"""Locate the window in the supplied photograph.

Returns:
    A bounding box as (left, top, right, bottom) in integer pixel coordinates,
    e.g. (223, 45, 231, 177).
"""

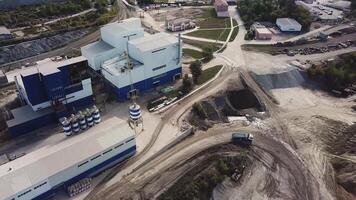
(152, 81, 160, 87)
(152, 48, 166, 53)
(103, 149, 113, 155)
(91, 154, 101, 161)
(78, 161, 89, 167)
(34, 182, 47, 190)
(126, 138, 135, 143)
(18, 190, 31, 198)
(152, 65, 166, 71)
(115, 143, 124, 149)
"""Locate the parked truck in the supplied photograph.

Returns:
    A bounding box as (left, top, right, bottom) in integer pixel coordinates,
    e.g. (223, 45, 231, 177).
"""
(232, 132, 254, 145)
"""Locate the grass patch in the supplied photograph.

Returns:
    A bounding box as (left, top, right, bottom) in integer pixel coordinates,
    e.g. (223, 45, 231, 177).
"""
(196, 8, 230, 29)
(228, 26, 239, 42)
(186, 29, 231, 41)
(182, 38, 222, 51)
(197, 65, 223, 85)
(232, 19, 238, 27)
(183, 48, 204, 59)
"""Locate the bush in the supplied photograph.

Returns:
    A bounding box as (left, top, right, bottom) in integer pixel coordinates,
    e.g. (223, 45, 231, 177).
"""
(180, 74, 193, 94)
(189, 60, 202, 84)
(244, 31, 254, 40)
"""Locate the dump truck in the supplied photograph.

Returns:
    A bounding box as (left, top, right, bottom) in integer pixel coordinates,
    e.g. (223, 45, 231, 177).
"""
(232, 132, 254, 145)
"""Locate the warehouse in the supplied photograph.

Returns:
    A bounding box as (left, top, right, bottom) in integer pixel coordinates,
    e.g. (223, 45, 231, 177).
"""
(6, 56, 94, 136)
(251, 22, 272, 40)
(81, 18, 182, 101)
(276, 18, 302, 32)
(0, 118, 136, 200)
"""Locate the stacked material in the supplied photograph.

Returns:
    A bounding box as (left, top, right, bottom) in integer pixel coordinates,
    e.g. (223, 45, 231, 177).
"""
(67, 178, 92, 197)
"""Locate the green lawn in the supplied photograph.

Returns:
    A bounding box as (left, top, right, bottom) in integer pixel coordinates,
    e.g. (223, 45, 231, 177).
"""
(186, 29, 231, 41)
(196, 8, 230, 29)
(229, 27, 239, 42)
(182, 38, 222, 51)
(183, 48, 204, 59)
(232, 19, 238, 27)
(197, 65, 223, 85)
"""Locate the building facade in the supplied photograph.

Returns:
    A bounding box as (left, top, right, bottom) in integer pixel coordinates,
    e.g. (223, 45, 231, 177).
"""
(167, 18, 195, 32)
(81, 18, 182, 101)
(214, 0, 229, 17)
(6, 57, 94, 136)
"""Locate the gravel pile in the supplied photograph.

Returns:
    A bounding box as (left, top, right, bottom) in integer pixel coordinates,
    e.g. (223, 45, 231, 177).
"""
(0, 29, 89, 65)
(252, 68, 306, 91)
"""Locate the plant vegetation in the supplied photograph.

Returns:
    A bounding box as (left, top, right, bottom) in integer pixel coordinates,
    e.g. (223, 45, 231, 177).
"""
(197, 65, 223, 85)
(307, 52, 356, 90)
(237, 0, 312, 31)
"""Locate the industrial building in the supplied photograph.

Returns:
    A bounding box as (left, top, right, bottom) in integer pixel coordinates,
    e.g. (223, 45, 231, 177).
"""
(0, 117, 136, 200)
(166, 18, 195, 32)
(6, 56, 94, 136)
(81, 18, 182, 101)
(251, 22, 272, 40)
(276, 18, 302, 32)
(214, 0, 229, 17)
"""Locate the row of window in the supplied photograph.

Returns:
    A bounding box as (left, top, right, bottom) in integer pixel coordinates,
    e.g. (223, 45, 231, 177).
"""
(77, 137, 135, 168)
(16, 181, 47, 199)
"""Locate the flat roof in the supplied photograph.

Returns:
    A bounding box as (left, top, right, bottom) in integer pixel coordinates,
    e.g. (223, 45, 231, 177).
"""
(256, 27, 272, 34)
(6, 105, 54, 127)
(129, 32, 178, 52)
(0, 117, 135, 199)
(101, 18, 142, 34)
(6, 56, 87, 79)
(102, 55, 143, 76)
(276, 18, 301, 27)
(81, 40, 115, 56)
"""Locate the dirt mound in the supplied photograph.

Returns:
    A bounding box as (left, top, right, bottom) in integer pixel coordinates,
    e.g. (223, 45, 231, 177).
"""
(226, 89, 263, 112)
(252, 69, 306, 91)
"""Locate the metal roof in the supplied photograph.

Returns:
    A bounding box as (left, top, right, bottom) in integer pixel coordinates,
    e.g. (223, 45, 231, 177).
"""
(0, 117, 135, 199)
(276, 18, 301, 28)
(128, 32, 178, 52)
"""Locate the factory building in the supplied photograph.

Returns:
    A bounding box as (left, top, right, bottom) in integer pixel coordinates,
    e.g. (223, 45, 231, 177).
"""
(6, 57, 94, 136)
(0, 118, 136, 200)
(276, 18, 302, 32)
(81, 18, 182, 101)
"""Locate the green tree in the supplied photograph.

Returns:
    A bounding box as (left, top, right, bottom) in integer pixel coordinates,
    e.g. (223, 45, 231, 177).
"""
(181, 74, 193, 94)
(189, 60, 202, 84)
(202, 47, 214, 63)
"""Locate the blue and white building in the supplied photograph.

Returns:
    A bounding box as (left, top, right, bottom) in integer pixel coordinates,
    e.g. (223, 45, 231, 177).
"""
(6, 57, 94, 136)
(81, 18, 182, 101)
(0, 118, 136, 200)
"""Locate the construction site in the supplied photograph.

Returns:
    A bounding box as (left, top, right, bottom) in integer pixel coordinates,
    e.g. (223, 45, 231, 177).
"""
(0, 1, 355, 200)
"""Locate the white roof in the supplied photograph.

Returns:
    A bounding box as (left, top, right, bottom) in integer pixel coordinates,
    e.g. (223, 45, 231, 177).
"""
(0, 26, 10, 35)
(81, 40, 115, 56)
(11, 56, 87, 78)
(276, 18, 301, 28)
(129, 32, 178, 52)
(0, 117, 135, 199)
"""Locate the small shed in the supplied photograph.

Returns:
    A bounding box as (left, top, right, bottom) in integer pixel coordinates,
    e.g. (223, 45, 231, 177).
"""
(255, 28, 272, 40)
(276, 18, 302, 32)
(214, 0, 229, 18)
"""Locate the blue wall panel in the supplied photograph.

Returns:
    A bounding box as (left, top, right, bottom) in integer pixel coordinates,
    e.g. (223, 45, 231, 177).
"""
(113, 67, 182, 101)
(43, 72, 65, 101)
(22, 74, 48, 106)
(64, 95, 94, 114)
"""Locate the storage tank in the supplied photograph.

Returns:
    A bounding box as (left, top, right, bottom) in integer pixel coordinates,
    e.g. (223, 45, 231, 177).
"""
(85, 108, 94, 127)
(92, 105, 101, 124)
(129, 103, 141, 121)
(78, 111, 87, 130)
(71, 114, 80, 133)
(62, 117, 72, 136)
